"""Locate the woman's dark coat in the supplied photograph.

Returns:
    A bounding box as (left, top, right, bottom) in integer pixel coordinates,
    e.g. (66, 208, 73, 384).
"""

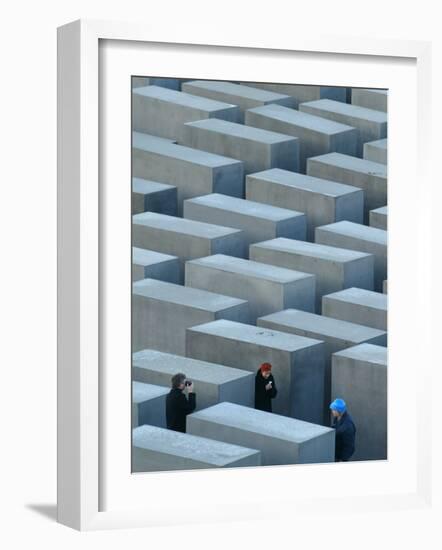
(254, 369, 277, 412)
(166, 388, 196, 433)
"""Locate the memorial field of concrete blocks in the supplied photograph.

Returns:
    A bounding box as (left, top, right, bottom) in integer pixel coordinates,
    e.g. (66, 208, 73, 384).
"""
(131, 78, 388, 472)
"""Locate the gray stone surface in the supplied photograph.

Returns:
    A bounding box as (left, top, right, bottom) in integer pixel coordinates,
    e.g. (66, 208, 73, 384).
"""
(250, 238, 374, 312)
(351, 88, 388, 112)
(132, 132, 244, 215)
(132, 177, 177, 215)
(239, 83, 346, 107)
(132, 424, 261, 472)
(299, 99, 387, 156)
(132, 279, 249, 354)
(181, 118, 300, 173)
(322, 287, 387, 331)
(369, 206, 388, 230)
(186, 319, 325, 423)
(245, 104, 357, 172)
(187, 402, 335, 465)
(132, 247, 180, 283)
(246, 169, 363, 241)
(132, 77, 181, 90)
(132, 212, 246, 281)
(182, 80, 295, 121)
(183, 193, 307, 248)
(315, 221, 387, 292)
(132, 85, 241, 141)
(132, 349, 254, 410)
(331, 343, 387, 460)
(363, 138, 388, 165)
(132, 381, 169, 428)
(185, 254, 316, 322)
(383, 280, 387, 294)
(307, 152, 387, 222)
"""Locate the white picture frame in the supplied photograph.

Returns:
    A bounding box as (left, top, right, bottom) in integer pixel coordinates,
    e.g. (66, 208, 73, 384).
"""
(57, 19, 434, 531)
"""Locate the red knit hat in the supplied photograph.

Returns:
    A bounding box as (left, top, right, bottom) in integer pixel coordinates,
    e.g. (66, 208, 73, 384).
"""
(260, 362, 272, 373)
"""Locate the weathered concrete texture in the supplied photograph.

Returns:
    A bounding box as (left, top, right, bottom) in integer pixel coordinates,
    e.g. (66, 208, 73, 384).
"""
(132, 349, 254, 410)
(132, 177, 177, 215)
(315, 221, 387, 292)
(383, 280, 388, 294)
(132, 77, 181, 90)
(369, 206, 388, 230)
(181, 118, 300, 173)
(351, 88, 388, 113)
(185, 254, 316, 322)
(132, 424, 261, 472)
(187, 402, 335, 466)
(299, 99, 387, 156)
(239, 82, 347, 107)
(186, 319, 325, 423)
(245, 104, 357, 172)
(183, 193, 306, 249)
(250, 238, 374, 313)
(132, 279, 249, 354)
(331, 343, 387, 460)
(246, 169, 363, 241)
(132, 85, 241, 141)
(363, 138, 388, 165)
(132, 381, 169, 428)
(307, 152, 387, 222)
(132, 212, 246, 281)
(182, 80, 295, 122)
(132, 132, 244, 215)
(322, 287, 387, 331)
(132, 247, 180, 283)
(257, 309, 387, 423)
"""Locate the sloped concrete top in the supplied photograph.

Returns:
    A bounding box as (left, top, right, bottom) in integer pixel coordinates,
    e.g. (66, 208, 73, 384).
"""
(132, 177, 175, 194)
(301, 98, 388, 123)
(370, 206, 388, 216)
(333, 343, 387, 366)
(132, 247, 178, 267)
(308, 152, 387, 177)
(324, 287, 387, 310)
(132, 381, 169, 403)
(365, 138, 388, 150)
(317, 221, 387, 246)
(184, 80, 291, 102)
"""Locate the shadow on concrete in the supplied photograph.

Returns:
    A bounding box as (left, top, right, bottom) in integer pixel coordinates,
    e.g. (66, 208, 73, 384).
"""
(26, 503, 57, 522)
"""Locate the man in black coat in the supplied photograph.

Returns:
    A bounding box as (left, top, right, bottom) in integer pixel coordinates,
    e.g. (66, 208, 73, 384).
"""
(254, 362, 277, 412)
(330, 398, 356, 461)
(166, 372, 196, 433)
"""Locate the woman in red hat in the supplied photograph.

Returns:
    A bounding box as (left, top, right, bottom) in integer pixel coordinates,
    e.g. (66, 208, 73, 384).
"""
(254, 362, 277, 412)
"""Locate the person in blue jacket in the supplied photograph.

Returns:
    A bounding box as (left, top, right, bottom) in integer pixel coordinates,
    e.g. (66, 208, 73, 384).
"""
(330, 398, 356, 462)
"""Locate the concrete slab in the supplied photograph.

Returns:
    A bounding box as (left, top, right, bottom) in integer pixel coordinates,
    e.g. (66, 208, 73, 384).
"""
(307, 152, 387, 222)
(132, 279, 249, 354)
(185, 254, 316, 322)
(132, 77, 181, 90)
(132, 177, 177, 215)
(246, 169, 364, 241)
(132, 349, 254, 410)
(239, 82, 347, 107)
(181, 118, 299, 173)
(132, 132, 244, 215)
(351, 88, 388, 112)
(132, 381, 169, 428)
(132, 85, 241, 141)
(132, 247, 180, 283)
(245, 104, 357, 172)
(250, 238, 374, 312)
(188, 402, 335, 465)
(315, 221, 387, 292)
(132, 424, 261, 472)
(363, 138, 388, 165)
(369, 206, 388, 230)
(186, 319, 325, 423)
(331, 343, 387, 460)
(183, 193, 306, 247)
(383, 280, 387, 294)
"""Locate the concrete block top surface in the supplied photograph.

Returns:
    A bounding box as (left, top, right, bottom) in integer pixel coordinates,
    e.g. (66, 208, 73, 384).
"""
(187, 254, 314, 284)
(133, 212, 242, 239)
(133, 424, 259, 466)
(246, 104, 355, 135)
(259, 309, 386, 343)
(308, 152, 387, 177)
(251, 238, 372, 263)
(132, 381, 169, 404)
(370, 206, 388, 216)
(324, 287, 387, 309)
(133, 278, 247, 312)
(300, 99, 388, 123)
(333, 342, 387, 366)
(132, 349, 252, 384)
(188, 319, 323, 352)
(133, 85, 237, 112)
(248, 168, 361, 198)
(184, 80, 292, 103)
(365, 138, 388, 150)
(189, 402, 333, 442)
(132, 177, 176, 194)
(185, 193, 304, 221)
(132, 131, 177, 146)
(317, 221, 387, 246)
(184, 117, 297, 144)
(132, 247, 178, 267)
(133, 131, 242, 168)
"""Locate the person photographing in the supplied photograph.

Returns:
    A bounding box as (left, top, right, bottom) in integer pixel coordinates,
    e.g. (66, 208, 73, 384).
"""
(254, 362, 277, 412)
(329, 398, 356, 462)
(166, 372, 196, 433)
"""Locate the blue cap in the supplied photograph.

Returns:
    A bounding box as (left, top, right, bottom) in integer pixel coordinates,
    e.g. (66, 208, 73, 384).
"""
(330, 398, 346, 413)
